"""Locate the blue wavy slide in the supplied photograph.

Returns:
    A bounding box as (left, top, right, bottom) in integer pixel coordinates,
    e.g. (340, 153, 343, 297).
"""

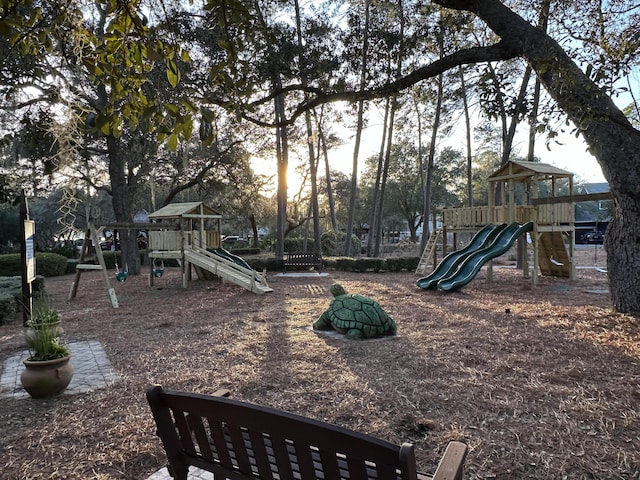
(437, 221, 534, 292)
(417, 223, 506, 289)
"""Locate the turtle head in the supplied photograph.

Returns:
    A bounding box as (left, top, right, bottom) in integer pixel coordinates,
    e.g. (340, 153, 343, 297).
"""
(330, 283, 347, 297)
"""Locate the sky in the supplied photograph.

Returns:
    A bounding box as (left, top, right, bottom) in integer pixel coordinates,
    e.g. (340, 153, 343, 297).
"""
(253, 75, 640, 197)
(328, 113, 607, 183)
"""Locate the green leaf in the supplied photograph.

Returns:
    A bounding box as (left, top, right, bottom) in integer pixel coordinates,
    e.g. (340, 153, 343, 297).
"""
(182, 100, 198, 113)
(182, 117, 194, 139)
(166, 59, 180, 88)
(167, 133, 178, 151)
(164, 103, 180, 116)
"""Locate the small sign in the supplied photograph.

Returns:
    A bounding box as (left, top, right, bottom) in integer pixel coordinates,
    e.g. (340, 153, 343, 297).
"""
(24, 220, 36, 282)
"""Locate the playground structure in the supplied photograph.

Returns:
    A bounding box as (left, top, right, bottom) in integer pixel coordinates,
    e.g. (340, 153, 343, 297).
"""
(69, 202, 272, 307)
(147, 202, 272, 294)
(417, 161, 578, 290)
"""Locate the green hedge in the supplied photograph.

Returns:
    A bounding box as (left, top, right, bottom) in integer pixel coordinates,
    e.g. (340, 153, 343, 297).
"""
(323, 256, 420, 273)
(226, 247, 261, 256)
(0, 253, 69, 277)
(244, 256, 284, 272)
(0, 275, 46, 325)
(242, 255, 420, 274)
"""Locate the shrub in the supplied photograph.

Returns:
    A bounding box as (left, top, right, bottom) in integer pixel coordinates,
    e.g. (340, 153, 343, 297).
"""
(35, 253, 68, 277)
(320, 231, 361, 257)
(228, 247, 261, 256)
(385, 256, 420, 272)
(50, 243, 75, 258)
(0, 254, 21, 276)
(329, 257, 355, 271)
(403, 256, 420, 271)
(354, 257, 386, 272)
(0, 275, 45, 325)
(244, 256, 283, 272)
(0, 291, 17, 326)
(283, 237, 316, 253)
(97, 250, 174, 270)
(385, 257, 405, 272)
(0, 253, 68, 277)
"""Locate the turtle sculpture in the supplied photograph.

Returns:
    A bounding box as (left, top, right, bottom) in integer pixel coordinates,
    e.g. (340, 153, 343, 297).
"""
(313, 284, 397, 339)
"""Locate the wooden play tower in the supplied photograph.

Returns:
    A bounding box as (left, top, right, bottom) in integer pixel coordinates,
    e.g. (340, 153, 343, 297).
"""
(418, 160, 576, 285)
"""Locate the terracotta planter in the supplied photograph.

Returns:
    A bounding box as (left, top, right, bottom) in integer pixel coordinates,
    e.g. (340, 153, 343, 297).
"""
(21, 355, 74, 398)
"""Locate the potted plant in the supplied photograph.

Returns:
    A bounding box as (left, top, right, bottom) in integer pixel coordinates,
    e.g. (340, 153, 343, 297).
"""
(27, 301, 60, 331)
(21, 303, 74, 398)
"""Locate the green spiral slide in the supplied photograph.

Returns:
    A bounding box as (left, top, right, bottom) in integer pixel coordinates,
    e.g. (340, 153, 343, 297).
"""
(417, 223, 506, 289)
(437, 221, 534, 292)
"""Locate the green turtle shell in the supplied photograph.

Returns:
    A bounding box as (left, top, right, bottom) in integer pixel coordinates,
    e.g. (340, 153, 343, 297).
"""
(327, 293, 397, 338)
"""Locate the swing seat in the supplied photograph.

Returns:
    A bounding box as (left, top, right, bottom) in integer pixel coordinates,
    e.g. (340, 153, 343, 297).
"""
(116, 271, 129, 282)
(153, 268, 165, 278)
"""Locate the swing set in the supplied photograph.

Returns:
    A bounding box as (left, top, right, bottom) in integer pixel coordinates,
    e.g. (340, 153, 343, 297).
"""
(68, 221, 179, 308)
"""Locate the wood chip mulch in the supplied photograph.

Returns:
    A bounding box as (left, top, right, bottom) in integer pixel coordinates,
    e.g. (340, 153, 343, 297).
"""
(1, 248, 639, 479)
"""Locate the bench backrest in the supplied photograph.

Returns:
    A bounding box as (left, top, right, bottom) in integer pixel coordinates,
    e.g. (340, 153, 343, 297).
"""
(147, 385, 419, 480)
(285, 252, 322, 262)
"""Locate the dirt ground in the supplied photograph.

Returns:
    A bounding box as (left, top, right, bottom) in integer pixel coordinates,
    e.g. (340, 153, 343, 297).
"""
(1, 245, 639, 479)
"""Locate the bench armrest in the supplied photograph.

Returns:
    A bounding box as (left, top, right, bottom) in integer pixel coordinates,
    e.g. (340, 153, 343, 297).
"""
(431, 441, 468, 480)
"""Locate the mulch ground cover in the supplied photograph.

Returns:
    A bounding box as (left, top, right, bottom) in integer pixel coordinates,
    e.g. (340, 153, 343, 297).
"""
(1, 249, 639, 479)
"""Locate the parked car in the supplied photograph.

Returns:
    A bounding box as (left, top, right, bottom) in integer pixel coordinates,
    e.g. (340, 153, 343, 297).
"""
(582, 231, 604, 244)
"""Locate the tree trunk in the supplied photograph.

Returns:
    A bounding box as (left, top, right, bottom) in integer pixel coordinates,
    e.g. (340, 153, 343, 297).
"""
(294, 0, 322, 257)
(366, 95, 390, 257)
(438, 0, 640, 314)
(249, 213, 258, 248)
(459, 65, 473, 207)
(373, 96, 398, 257)
(421, 29, 445, 252)
(527, 0, 550, 164)
(106, 135, 140, 275)
(318, 125, 338, 232)
(274, 93, 288, 258)
(345, 0, 371, 257)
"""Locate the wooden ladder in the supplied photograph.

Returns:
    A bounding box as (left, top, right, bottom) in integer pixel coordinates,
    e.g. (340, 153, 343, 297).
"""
(415, 229, 442, 275)
(68, 223, 119, 308)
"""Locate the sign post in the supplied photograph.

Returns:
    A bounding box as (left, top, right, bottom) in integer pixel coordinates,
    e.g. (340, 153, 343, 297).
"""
(19, 192, 35, 327)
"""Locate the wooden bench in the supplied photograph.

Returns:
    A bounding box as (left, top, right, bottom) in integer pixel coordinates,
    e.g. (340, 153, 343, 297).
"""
(283, 252, 323, 273)
(146, 385, 468, 480)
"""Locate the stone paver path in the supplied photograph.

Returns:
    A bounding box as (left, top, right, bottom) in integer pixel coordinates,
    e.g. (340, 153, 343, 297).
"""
(0, 340, 119, 399)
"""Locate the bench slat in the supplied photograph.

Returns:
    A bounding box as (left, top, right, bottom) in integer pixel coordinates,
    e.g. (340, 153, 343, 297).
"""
(283, 252, 323, 273)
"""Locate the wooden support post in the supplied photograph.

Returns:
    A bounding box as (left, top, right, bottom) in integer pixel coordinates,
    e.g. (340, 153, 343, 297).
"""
(69, 223, 118, 308)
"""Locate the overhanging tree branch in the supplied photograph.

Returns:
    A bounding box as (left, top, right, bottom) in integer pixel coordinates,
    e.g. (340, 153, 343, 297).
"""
(237, 41, 521, 127)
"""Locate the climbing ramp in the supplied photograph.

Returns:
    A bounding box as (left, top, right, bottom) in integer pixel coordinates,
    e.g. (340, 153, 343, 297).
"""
(538, 232, 571, 277)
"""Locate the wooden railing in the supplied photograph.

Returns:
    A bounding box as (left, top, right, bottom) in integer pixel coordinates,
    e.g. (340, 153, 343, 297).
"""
(443, 204, 573, 229)
(149, 230, 221, 251)
(442, 207, 492, 227)
(536, 203, 573, 224)
(193, 230, 221, 248)
(149, 231, 183, 251)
